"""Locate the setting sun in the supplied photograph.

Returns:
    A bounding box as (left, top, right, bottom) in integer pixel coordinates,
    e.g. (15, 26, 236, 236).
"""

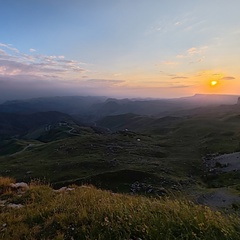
(211, 80, 218, 86)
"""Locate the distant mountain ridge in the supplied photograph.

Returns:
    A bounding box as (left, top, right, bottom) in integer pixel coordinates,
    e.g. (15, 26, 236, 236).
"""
(176, 94, 239, 105)
(0, 94, 239, 120)
(0, 96, 106, 114)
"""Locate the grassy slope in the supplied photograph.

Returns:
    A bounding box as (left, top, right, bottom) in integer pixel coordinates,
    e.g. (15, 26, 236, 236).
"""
(0, 109, 240, 208)
(0, 178, 239, 240)
(1, 111, 240, 193)
(0, 132, 178, 192)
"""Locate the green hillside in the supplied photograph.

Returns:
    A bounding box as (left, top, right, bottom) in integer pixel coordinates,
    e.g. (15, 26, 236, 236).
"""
(1, 110, 240, 198)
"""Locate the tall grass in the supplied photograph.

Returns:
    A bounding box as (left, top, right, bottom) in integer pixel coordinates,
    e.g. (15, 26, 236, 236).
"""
(0, 178, 239, 239)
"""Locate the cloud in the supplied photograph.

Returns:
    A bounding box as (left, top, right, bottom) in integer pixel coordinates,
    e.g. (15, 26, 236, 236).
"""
(187, 48, 198, 54)
(0, 43, 142, 100)
(169, 85, 191, 88)
(161, 61, 179, 66)
(176, 46, 208, 59)
(188, 46, 207, 55)
(85, 79, 125, 87)
(0, 49, 7, 55)
(0, 43, 20, 53)
(221, 76, 235, 80)
(0, 75, 128, 100)
(189, 57, 205, 64)
(171, 76, 188, 79)
(0, 42, 87, 80)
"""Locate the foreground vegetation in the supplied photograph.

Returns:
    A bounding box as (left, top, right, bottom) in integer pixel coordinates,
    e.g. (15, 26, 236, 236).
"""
(0, 177, 239, 240)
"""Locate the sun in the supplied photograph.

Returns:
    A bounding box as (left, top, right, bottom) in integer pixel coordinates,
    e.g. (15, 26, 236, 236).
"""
(210, 80, 218, 86)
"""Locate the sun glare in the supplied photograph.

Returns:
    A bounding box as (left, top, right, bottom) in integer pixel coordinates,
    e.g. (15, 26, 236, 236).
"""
(210, 80, 218, 86)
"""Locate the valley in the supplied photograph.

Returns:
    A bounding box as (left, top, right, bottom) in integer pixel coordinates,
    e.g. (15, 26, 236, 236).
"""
(0, 95, 240, 212)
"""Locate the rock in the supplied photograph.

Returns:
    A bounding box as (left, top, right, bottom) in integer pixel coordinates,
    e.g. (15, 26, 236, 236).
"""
(53, 187, 75, 193)
(9, 182, 29, 189)
(0, 200, 6, 207)
(7, 203, 24, 209)
(53, 187, 67, 192)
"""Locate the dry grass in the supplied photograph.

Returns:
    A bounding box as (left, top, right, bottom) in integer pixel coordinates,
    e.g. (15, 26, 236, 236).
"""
(0, 177, 15, 195)
(0, 177, 239, 239)
(0, 177, 15, 187)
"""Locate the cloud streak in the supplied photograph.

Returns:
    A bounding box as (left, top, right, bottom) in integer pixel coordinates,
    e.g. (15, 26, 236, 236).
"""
(168, 85, 191, 88)
(221, 76, 235, 80)
(171, 76, 188, 79)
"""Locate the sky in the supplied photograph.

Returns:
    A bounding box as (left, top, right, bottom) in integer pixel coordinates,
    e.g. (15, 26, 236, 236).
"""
(1, 0, 240, 100)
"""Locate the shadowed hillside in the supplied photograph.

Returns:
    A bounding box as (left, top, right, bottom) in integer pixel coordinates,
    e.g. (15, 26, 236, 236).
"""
(0, 111, 74, 138)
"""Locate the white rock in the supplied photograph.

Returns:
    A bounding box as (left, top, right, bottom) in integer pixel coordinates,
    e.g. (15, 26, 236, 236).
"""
(0, 200, 6, 207)
(10, 182, 29, 189)
(54, 187, 75, 193)
(53, 187, 67, 193)
(7, 203, 24, 209)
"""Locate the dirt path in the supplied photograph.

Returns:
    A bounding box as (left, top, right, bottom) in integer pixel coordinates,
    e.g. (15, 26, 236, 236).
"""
(10, 143, 42, 156)
(66, 127, 81, 136)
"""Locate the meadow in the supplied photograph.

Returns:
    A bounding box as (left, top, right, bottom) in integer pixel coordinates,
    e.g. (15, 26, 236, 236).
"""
(0, 177, 240, 240)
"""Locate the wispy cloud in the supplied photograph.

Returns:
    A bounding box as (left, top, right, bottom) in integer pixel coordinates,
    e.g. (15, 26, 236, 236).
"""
(176, 46, 208, 60)
(171, 76, 188, 79)
(221, 76, 235, 80)
(175, 46, 208, 65)
(0, 43, 19, 53)
(146, 13, 194, 35)
(168, 85, 192, 88)
(187, 46, 207, 55)
(0, 42, 87, 80)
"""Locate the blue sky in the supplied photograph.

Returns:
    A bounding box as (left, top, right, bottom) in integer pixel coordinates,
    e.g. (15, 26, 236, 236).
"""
(1, 0, 240, 100)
